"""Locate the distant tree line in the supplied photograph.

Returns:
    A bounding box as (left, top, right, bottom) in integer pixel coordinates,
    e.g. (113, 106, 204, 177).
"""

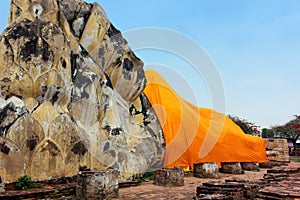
(229, 114, 300, 154)
(262, 115, 300, 155)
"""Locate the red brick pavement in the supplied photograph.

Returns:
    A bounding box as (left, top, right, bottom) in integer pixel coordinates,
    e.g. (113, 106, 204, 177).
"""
(259, 162, 300, 199)
(1, 162, 299, 199)
(116, 169, 269, 200)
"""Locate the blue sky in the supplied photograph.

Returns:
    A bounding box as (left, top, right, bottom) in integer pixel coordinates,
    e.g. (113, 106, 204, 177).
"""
(1, 1, 300, 128)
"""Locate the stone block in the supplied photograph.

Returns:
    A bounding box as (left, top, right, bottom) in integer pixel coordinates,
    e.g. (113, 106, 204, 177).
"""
(154, 167, 184, 187)
(241, 162, 259, 171)
(193, 162, 220, 178)
(220, 162, 243, 174)
(76, 168, 119, 200)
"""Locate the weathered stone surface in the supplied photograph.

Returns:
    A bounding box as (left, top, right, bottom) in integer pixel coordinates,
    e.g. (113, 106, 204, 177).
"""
(154, 167, 184, 187)
(264, 139, 289, 162)
(0, 0, 165, 183)
(193, 162, 220, 179)
(76, 168, 118, 200)
(241, 162, 259, 171)
(0, 137, 24, 182)
(0, 177, 5, 193)
(220, 162, 243, 174)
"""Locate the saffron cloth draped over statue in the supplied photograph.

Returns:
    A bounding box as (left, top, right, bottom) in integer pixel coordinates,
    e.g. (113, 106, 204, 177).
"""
(144, 70, 268, 168)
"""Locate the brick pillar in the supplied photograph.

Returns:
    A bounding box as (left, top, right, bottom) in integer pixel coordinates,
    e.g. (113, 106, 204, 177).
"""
(241, 162, 259, 171)
(220, 162, 243, 174)
(154, 167, 184, 186)
(76, 168, 119, 200)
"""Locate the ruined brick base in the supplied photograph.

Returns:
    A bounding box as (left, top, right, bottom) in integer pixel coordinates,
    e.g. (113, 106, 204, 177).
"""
(76, 168, 119, 200)
(195, 162, 300, 200)
(259, 161, 289, 169)
(220, 162, 243, 174)
(241, 162, 259, 171)
(154, 167, 184, 187)
(258, 165, 300, 199)
(196, 181, 245, 199)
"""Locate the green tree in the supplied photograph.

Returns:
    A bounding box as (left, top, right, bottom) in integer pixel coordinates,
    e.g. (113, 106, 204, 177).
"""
(271, 115, 300, 154)
(261, 128, 274, 138)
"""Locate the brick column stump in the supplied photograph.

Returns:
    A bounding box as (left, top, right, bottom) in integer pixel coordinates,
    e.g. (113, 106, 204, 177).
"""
(76, 168, 119, 200)
(220, 162, 243, 174)
(241, 162, 259, 171)
(154, 167, 184, 186)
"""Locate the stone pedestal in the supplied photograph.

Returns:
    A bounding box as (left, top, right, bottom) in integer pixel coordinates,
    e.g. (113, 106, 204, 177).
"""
(241, 162, 259, 171)
(76, 168, 119, 200)
(220, 162, 243, 174)
(193, 162, 220, 178)
(154, 167, 184, 187)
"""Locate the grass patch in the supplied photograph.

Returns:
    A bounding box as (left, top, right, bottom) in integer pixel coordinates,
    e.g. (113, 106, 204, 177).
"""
(142, 171, 155, 181)
(50, 193, 60, 199)
(16, 175, 43, 190)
